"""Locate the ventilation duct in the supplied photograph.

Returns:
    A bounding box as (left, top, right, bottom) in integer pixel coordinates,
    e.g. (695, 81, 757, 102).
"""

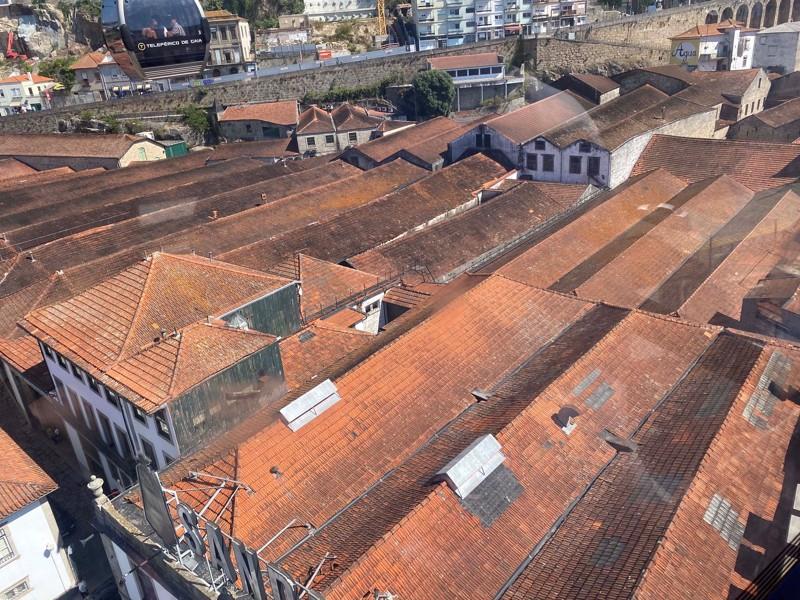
(436, 434, 505, 499)
(279, 379, 340, 432)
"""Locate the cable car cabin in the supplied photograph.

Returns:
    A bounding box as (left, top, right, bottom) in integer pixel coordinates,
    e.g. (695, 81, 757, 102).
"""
(101, 0, 210, 80)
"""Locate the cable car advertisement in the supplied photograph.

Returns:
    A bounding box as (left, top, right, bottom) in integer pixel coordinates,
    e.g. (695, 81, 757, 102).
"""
(102, 0, 209, 79)
(127, 0, 206, 68)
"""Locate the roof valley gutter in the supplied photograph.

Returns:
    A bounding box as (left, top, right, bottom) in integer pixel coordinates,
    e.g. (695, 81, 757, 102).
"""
(492, 328, 725, 599)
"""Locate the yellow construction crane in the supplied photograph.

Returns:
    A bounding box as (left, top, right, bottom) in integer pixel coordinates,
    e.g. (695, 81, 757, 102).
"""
(377, 0, 388, 36)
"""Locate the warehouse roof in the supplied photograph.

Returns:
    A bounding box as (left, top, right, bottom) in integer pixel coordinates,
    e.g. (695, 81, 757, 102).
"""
(567, 72, 620, 94)
(671, 18, 758, 39)
(482, 90, 593, 145)
(219, 100, 299, 126)
(0, 158, 37, 181)
(344, 116, 463, 163)
(746, 96, 800, 127)
(220, 154, 506, 271)
(0, 428, 57, 521)
(631, 135, 800, 191)
(348, 180, 588, 281)
(0, 133, 161, 159)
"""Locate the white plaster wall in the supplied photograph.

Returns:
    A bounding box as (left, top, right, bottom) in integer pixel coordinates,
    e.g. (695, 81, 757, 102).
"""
(609, 132, 655, 188)
(111, 541, 143, 600)
(336, 128, 373, 149)
(0, 500, 76, 600)
(559, 142, 610, 185)
(519, 136, 562, 182)
(754, 31, 800, 74)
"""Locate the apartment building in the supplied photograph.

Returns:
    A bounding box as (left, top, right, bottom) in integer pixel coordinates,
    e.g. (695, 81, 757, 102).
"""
(427, 52, 523, 109)
(69, 52, 144, 101)
(303, 0, 376, 22)
(0, 73, 55, 116)
(20, 253, 301, 494)
(413, 0, 586, 49)
(205, 9, 255, 76)
(670, 19, 758, 72)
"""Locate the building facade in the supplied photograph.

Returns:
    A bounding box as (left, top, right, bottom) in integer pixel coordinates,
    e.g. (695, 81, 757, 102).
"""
(218, 100, 300, 141)
(427, 52, 524, 110)
(296, 104, 384, 156)
(303, 0, 376, 22)
(0, 73, 55, 116)
(413, 0, 586, 49)
(69, 52, 147, 101)
(670, 19, 758, 72)
(753, 22, 800, 74)
(205, 10, 255, 76)
(0, 430, 77, 600)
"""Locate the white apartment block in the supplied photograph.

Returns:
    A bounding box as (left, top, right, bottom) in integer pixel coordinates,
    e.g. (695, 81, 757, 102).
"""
(414, 0, 586, 49)
(304, 0, 376, 21)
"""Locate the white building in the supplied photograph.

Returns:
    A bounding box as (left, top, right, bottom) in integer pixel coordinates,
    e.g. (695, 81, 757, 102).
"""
(303, 0, 376, 22)
(69, 51, 147, 101)
(414, 0, 585, 49)
(20, 253, 302, 493)
(0, 428, 77, 599)
(753, 22, 800, 74)
(0, 73, 55, 117)
(427, 52, 524, 110)
(670, 19, 758, 72)
(295, 103, 387, 156)
(205, 9, 256, 76)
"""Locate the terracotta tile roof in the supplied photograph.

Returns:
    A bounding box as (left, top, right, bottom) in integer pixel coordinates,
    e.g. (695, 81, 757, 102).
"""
(646, 186, 800, 322)
(382, 285, 433, 309)
(279, 320, 371, 390)
(568, 72, 621, 94)
(0, 427, 57, 521)
(0, 158, 37, 182)
(205, 9, 246, 20)
(160, 276, 595, 563)
(626, 64, 697, 85)
(0, 335, 52, 392)
(428, 52, 502, 70)
(544, 85, 710, 150)
(502, 334, 788, 599)
(348, 180, 588, 282)
(209, 139, 305, 160)
(631, 135, 800, 192)
(296, 105, 335, 134)
(675, 68, 763, 107)
(376, 119, 415, 133)
(330, 103, 382, 131)
(296, 309, 715, 598)
(671, 19, 756, 39)
(20, 253, 290, 409)
(575, 175, 754, 308)
(321, 307, 365, 328)
(270, 254, 380, 318)
(484, 90, 593, 145)
(498, 169, 689, 289)
(0, 134, 153, 159)
(347, 116, 463, 163)
(219, 154, 506, 271)
(0, 74, 54, 85)
(69, 52, 114, 70)
(103, 321, 277, 410)
(219, 100, 299, 126)
(0, 166, 77, 189)
(750, 97, 800, 128)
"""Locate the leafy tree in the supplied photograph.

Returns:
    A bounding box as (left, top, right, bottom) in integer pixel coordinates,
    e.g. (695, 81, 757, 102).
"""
(411, 69, 455, 118)
(180, 104, 211, 135)
(38, 57, 76, 89)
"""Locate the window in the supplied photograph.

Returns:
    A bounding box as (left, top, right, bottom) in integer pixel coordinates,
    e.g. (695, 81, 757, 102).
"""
(491, 66, 502, 73)
(132, 406, 147, 424)
(569, 155, 583, 175)
(67, 388, 82, 420)
(82, 398, 96, 430)
(348, 132, 358, 143)
(1, 578, 29, 599)
(758, 98, 762, 110)
(475, 133, 491, 148)
(468, 68, 479, 76)
(97, 412, 115, 451)
(578, 142, 591, 153)
(87, 374, 100, 394)
(155, 409, 172, 441)
(137, 147, 146, 161)
(0, 528, 15, 565)
(450, 8, 459, 15)
(140, 437, 158, 469)
(163, 452, 175, 466)
(221, 27, 228, 40)
(542, 154, 555, 172)
(53, 377, 67, 405)
(116, 425, 133, 460)
(479, 66, 490, 74)
(457, 69, 468, 77)
(307, 136, 316, 146)
(105, 387, 119, 408)
(526, 153, 537, 170)
(245, 123, 252, 132)
(588, 156, 601, 177)
(70, 361, 84, 382)
(41, 343, 53, 359)
(534, 139, 546, 150)
(466, 6, 475, 12)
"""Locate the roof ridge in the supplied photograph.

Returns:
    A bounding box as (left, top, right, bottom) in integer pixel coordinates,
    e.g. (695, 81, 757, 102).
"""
(166, 327, 185, 398)
(114, 257, 157, 361)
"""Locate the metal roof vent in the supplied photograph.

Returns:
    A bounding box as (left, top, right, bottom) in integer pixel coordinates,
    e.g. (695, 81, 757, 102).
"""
(280, 379, 341, 432)
(228, 314, 249, 331)
(436, 434, 505, 499)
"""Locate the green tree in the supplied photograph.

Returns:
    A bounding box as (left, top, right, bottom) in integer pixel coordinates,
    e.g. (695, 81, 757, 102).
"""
(38, 57, 76, 89)
(180, 104, 211, 135)
(411, 69, 455, 118)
